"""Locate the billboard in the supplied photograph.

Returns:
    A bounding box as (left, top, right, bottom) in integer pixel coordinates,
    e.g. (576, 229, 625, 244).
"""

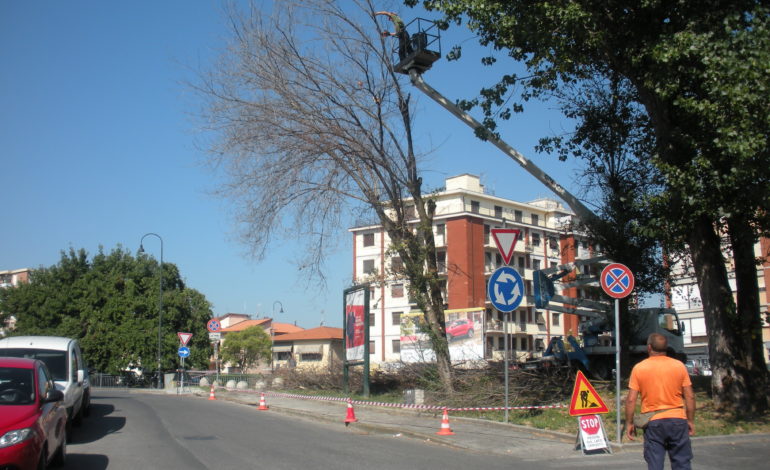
(344, 287, 368, 363)
(400, 308, 485, 364)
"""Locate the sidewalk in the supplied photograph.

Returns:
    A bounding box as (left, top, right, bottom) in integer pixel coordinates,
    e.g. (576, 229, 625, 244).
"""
(194, 387, 626, 459)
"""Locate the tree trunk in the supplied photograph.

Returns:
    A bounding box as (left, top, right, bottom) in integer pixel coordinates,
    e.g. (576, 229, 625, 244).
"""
(687, 215, 756, 416)
(728, 215, 769, 413)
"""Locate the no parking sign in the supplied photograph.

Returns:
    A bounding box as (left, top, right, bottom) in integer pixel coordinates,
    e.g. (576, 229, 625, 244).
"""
(600, 263, 634, 299)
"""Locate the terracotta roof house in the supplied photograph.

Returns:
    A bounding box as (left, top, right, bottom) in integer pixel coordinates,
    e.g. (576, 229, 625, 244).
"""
(212, 315, 308, 373)
(219, 318, 270, 333)
(273, 326, 344, 370)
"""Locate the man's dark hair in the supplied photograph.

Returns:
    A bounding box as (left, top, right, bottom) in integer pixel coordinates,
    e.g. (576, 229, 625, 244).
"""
(647, 333, 668, 352)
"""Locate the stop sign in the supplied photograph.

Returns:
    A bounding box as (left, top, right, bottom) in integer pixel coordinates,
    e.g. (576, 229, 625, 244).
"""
(579, 415, 601, 435)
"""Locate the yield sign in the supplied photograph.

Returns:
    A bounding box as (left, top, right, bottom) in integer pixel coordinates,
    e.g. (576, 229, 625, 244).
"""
(491, 228, 521, 265)
(177, 332, 193, 346)
(569, 370, 610, 416)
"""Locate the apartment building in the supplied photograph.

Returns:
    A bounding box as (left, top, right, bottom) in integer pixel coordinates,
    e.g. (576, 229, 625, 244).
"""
(1, 268, 32, 333)
(350, 174, 593, 365)
(667, 237, 770, 362)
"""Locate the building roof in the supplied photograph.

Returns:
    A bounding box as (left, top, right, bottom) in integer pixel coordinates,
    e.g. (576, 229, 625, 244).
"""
(273, 326, 343, 342)
(220, 318, 270, 332)
(273, 322, 305, 335)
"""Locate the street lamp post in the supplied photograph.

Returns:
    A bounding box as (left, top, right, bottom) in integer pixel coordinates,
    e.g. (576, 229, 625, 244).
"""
(272, 301, 284, 372)
(139, 233, 163, 389)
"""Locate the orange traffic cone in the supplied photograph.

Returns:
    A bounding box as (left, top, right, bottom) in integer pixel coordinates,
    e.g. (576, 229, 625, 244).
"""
(208, 385, 216, 401)
(257, 392, 269, 411)
(436, 408, 455, 435)
(344, 398, 358, 424)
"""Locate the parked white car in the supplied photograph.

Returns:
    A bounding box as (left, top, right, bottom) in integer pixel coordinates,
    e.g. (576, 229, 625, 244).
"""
(0, 336, 90, 431)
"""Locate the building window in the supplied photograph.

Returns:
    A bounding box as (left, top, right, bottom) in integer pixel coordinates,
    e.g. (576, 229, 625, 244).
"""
(531, 214, 539, 226)
(369, 312, 375, 327)
(533, 259, 541, 271)
(436, 223, 445, 236)
(363, 232, 375, 247)
(391, 283, 404, 298)
(369, 341, 375, 354)
(392, 339, 401, 354)
(277, 351, 292, 361)
(495, 205, 503, 218)
(549, 237, 559, 250)
(391, 257, 403, 274)
(363, 259, 376, 274)
(514, 210, 523, 222)
(532, 233, 541, 246)
(518, 257, 525, 270)
(552, 313, 560, 326)
(471, 200, 480, 214)
(301, 353, 322, 362)
(484, 224, 490, 244)
(405, 205, 416, 219)
(436, 251, 446, 273)
(392, 311, 402, 325)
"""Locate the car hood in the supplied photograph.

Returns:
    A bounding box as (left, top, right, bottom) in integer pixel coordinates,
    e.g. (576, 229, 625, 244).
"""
(0, 405, 37, 433)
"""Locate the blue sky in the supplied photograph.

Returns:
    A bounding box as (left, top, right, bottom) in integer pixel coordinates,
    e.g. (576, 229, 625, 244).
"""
(1, 1, 582, 329)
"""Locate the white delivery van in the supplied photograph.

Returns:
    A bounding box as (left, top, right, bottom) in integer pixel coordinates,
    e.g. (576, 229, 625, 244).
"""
(0, 336, 91, 428)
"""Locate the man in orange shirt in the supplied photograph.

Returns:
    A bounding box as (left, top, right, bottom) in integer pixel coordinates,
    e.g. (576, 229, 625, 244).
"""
(625, 333, 696, 470)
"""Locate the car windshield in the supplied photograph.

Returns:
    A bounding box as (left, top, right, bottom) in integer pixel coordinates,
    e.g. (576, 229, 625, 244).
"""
(0, 348, 67, 381)
(0, 367, 35, 405)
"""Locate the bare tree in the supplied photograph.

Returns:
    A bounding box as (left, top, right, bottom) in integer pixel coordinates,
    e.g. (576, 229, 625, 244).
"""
(194, 0, 454, 391)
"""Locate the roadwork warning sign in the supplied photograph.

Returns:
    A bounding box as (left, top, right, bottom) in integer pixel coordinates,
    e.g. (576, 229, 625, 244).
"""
(569, 370, 609, 416)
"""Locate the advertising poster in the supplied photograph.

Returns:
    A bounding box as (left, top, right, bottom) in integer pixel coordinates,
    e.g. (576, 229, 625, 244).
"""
(400, 308, 485, 364)
(344, 288, 366, 363)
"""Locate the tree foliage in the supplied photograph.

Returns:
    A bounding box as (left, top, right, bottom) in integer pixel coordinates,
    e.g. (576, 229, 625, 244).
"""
(220, 326, 272, 372)
(195, 0, 454, 390)
(410, 0, 770, 413)
(0, 247, 213, 374)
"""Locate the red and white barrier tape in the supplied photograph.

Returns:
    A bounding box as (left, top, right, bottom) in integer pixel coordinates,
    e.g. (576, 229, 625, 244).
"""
(214, 386, 566, 412)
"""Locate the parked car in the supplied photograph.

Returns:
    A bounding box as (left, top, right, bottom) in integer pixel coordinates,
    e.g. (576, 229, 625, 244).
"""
(446, 319, 475, 340)
(0, 336, 90, 431)
(686, 358, 712, 376)
(0, 357, 67, 469)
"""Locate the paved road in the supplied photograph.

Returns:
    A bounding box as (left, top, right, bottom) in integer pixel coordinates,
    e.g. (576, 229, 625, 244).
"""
(64, 390, 770, 469)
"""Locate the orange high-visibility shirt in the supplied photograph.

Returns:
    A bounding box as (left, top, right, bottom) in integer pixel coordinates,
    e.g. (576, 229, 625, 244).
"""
(629, 355, 691, 421)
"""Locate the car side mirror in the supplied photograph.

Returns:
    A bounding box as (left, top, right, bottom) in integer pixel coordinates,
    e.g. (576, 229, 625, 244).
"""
(44, 389, 65, 403)
(77, 370, 84, 385)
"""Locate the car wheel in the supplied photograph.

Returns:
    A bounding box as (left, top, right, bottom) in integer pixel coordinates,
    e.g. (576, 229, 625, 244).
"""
(82, 392, 91, 417)
(51, 431, 67, 467)
(73, 404, 83, 427)
(37, 451, 46, 470)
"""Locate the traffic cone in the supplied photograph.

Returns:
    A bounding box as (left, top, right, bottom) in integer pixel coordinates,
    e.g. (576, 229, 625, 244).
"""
(436, 408, 455, 435)
(208, 385, 216, 401)
(344, 398, 358, 424)
(257, 392, 269, 411)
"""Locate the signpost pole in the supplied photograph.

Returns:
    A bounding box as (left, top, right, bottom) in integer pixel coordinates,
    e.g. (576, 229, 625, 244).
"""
(503, 308, 509, 423)
(600, 263, 634, 446)
(615, 298, 621, 444)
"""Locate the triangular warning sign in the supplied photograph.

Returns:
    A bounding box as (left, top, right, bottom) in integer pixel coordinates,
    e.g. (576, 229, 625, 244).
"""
(178, 332, 193, 346)
(491, 228, 520, 265)
(569, 370, 609, 416)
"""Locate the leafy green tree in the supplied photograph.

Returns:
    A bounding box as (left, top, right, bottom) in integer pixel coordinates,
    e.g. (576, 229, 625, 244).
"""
(409, 0, 770, 414)
(0, 247, 213, 374)
(219, 326, 272, 372)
